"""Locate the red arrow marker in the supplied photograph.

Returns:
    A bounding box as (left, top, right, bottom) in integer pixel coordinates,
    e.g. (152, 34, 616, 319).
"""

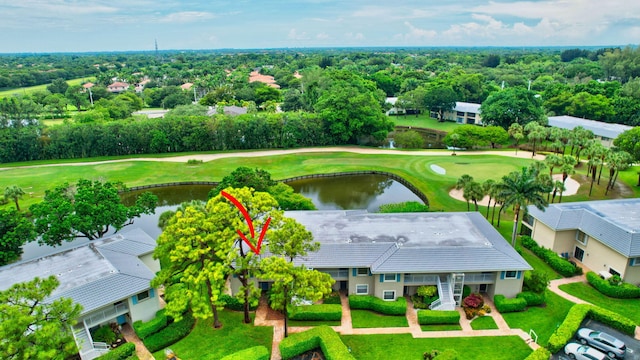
(221, 190, 271, 255)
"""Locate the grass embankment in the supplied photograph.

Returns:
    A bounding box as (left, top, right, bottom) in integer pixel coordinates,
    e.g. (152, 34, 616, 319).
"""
(151, 310, 272, 360)
(470, 316, 499, 330)
(559, 282, 640, 325)
(341, 334, 532, 359)
(390, 114, 461, 132)
(0, 77, 96, 98)
(0, 151, 535, 211)
(350, 310, 409, 328)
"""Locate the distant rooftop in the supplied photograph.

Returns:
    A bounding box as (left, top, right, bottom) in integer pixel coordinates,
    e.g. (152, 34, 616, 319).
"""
(547, 115, 632, 139)
(454, 102, 481, 114)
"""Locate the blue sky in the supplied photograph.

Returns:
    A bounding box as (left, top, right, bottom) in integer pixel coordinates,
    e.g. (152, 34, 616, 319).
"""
(0, 0, 638, 53)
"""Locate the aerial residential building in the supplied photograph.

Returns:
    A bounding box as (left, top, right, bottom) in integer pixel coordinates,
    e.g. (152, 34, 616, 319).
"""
(547, 115, 633, 148)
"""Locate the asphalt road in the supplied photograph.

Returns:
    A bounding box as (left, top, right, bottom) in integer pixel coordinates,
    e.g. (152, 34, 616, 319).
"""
(552, 319, 639, 360)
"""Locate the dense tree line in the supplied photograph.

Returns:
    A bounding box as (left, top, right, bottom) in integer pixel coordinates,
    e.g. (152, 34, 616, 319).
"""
(0, 112, 343, 162)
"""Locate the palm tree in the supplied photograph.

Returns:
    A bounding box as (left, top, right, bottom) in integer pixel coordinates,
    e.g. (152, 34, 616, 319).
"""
(464, 181, 484, 212)
(450, 133, 461, 156)
(498, 167, 549, 247)
(508, 123, 524, 155)
(558, 155, 577, 203)
(550, 180, 565, 204)
(4, 185, 25, 211)
(544, 153, 562, 178)
(455, 174, 474, 210)
(525, 122, 547, 157)
(587, 155, 602, 197)
(482, 179, 496, 219)
(605, 151, 633, 195)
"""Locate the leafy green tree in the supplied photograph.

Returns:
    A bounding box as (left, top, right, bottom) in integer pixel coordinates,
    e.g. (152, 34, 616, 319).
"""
(0, 209, 35, 265)
(498, 167, 549, 246)
(480, 87, 545, 129)
(46, 78, 69, 94)
(30, 179, 158, 245)
(523, 270, 550, 294)
(0, 276, 82, 360)
(422, 85, 457, 122)
(613, 126, 640, 161)
(152, 206, 228, 328)
(394, 130, 425, 149)
(4, 185, 25, 211)
(267, 183, 316, 211)
(378, 201, 429, 213)
(260, 257, 333, 337)
(43, 93, 68, 118)
(508, 123, 524, 155)
(65, 85, 89, 112)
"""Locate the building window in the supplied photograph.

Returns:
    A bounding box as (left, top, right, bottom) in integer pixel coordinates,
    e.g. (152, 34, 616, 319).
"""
(630, 258, 640, 266)
(575, 230, 588, 245)
(523, 214, 534, 226)
(383, 290, 396, 301)
(609, 268, 621, 277)
(574, 246, 585, 262)
(504, 271, 517, 279)
(357, 268, 369, 276)
(383, 273, 396, 282)
(356, 284, 368, 295)
(135, 290, 150, 303)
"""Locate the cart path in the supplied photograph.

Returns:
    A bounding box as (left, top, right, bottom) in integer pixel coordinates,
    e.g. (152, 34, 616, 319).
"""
(0, 147, 546, 171)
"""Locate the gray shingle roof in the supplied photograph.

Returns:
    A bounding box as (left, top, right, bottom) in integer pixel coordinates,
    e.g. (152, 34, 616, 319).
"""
(0, 228, 156, 315)
(547, 115, 632, 140)
(528, 199, 640, 257)
(284, 210, 531, 273)
(454, 102, 481, 114)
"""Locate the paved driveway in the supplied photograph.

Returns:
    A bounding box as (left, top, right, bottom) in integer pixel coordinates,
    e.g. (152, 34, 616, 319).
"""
(552, 319, 639, 360)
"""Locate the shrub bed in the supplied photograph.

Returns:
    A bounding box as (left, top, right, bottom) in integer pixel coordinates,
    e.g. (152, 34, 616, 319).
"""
(417, 310, 460, 325)
(133, 309, 169, 340)
(289, 304, 342, 321)
(220, 346, 270, 360)
(493, 295, 527, 313)
(220, 294, 258, 311)
(516, 291, 545, 306)
(521, 236, 581, 277)
(348, 295, 406, 315)
(94, 343, 136, 360)
(143, 312, 195, 353)
(586, 271, 640, 299)
(546, 304, 635, 353)
(523, 347, 551, 360)
(323, 293, 342, 305)
(279, 326, 355, 360)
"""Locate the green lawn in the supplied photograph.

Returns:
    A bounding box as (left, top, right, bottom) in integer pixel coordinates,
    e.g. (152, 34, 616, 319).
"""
(288, 319, 341, 327)
(559, 282, 640, 325)
(420, 324, 463, 331)
(341, 334, 532, 360)
(470, 316, 499, 330)
(501, 290, 574, 346)
(390, 114, 461, 132)
(151, 310, 273, 360)
(0, 151, 534, 212)
(0, 77, 96, 98)
(350, 310, 409, 328)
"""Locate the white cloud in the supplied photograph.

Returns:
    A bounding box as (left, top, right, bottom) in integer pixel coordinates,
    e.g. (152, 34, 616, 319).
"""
(394, 21, 437, 43)
(316, 32, 330, 40)
(157, 11, 215, 23)
(345, 32, 365, 41)
(288, 28, 310, 40)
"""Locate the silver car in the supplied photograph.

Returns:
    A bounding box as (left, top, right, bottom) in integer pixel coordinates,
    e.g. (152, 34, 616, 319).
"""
(565, 343, 613, 360)
(577, 328, 627, 358)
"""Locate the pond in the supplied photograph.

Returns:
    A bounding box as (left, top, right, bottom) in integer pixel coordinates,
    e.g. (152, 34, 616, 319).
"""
(20, 174, 425, 261)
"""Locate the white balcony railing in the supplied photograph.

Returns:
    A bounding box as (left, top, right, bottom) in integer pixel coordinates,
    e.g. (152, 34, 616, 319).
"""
(83, 303, 128, 328)
(404, 274, 439, 284)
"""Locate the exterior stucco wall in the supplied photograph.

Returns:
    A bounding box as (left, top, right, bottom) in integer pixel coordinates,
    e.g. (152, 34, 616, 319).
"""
(492, 276, 524, 298)
(531, 221, 575, 254)
(578, 235, 628, 278)
(623, 263, 640, 285)
(349, 268, 375, 296)
(372, 274, 404, 301)
(128, 289, 161, 323)
(139, 253, 160, 274)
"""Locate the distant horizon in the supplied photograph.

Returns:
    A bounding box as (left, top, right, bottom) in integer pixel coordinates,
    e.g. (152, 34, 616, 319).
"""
(1, 1, 639, 53)
(0, 44, 634, 56)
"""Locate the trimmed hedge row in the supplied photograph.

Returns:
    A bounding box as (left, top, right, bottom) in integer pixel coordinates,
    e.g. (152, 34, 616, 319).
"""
(94, 343, 136, 360)
(143, 312, 196, 353)
(279, 326, 355, 360)
(586, 271, 640, 299)
(547, 304, 636, 353)
(289, 304, 342, 321)
(348, 295, 407, 315)
(220, 346, 270, 360)
(523, 347, 551, 360)
(417, 310, 460, 325)
(493, 295, 527, 313)
(323, 294, 342, 305)
(133, 309, 169, 340)
(220, 294, 258, 311)
(516, 291, 545, 306)
(521, 236, 581, 277)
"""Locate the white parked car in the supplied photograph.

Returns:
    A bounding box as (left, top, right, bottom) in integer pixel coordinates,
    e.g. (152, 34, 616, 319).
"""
(564, 343, 613, 360)
(577, 328, 627, 358)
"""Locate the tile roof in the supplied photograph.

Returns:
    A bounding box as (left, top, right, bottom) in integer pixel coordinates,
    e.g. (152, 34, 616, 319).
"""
(528, 198, 640, 257)
(547, 115, 632, 139)
(283, 210, 530, 273)
(0, 228, 156, 315)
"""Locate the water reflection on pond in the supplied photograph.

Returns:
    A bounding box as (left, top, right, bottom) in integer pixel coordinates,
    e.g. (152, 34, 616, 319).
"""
(287, 174, 423, 212)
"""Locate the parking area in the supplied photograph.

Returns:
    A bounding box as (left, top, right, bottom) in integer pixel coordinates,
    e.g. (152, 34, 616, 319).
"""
(552, 319, 640, 360)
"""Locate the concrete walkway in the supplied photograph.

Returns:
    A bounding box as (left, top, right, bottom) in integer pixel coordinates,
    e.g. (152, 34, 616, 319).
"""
(120, 323, 154, 360)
